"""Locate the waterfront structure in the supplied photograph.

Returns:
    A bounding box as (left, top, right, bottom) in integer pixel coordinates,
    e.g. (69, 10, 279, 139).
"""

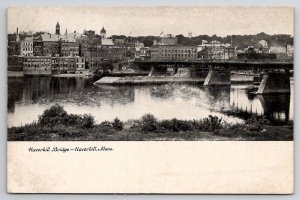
(51, 56, 85, 74)
(8, 54, 86, 75)
(85, 46, 128, 69)
(160, 34, 178, 45)
(8, 55, 23, 71)
(23, 56, 52, 75)
(20, 36, 33, 56)
(150, 45, 198, 61)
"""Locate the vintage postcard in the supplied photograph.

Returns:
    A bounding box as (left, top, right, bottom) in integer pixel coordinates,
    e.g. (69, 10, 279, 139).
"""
(7, 7, 294, 193)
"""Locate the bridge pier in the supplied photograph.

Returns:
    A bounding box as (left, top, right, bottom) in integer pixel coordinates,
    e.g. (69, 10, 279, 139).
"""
(256, 72, 290, 94)
(148, 66, 155, 76)
(203, 69, 231, 86)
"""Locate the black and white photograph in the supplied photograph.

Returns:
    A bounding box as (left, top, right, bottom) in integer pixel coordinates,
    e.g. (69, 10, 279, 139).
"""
(7, 7, 294, 141)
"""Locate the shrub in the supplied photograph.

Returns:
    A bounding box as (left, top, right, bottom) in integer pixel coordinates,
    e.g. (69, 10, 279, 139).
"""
(194, 115, 223, 131)
(82, 114, 95, 128)
(38, 104, 68, 126)
(112, 118, 124, 131)
(141, 114, 158, 132)
(99, 121, 114, 133)
(67, 114, 83, 126)
(159, 119, 194, 132)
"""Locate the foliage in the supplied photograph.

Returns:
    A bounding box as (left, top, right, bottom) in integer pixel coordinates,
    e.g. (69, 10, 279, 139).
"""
(159, 119, 193, 132)
(82, 114, 95, 128)
(112, 118, 124, 131)
(193, 115, 223, 131)
(140, 114, 158, 132)
(37, 104, 95, 128)
(38, 104, 69, 126)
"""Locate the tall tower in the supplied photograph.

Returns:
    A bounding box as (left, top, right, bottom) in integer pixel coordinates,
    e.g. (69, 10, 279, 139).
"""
(56, 22, 60, 35)
(100, 27, 106, 38)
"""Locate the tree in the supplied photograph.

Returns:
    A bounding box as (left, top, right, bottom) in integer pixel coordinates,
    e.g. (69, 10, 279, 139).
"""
(83, 30, 96, 38)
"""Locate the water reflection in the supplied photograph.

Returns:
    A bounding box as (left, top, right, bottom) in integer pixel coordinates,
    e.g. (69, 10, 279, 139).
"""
(230, 84, 293, 123)
(7, 77, 294, 127)
(257, 95, 290, 123)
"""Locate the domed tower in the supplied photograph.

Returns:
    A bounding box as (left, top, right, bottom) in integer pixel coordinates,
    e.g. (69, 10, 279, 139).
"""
(56, 22, 60, 35)
(100, 27, 106, 38)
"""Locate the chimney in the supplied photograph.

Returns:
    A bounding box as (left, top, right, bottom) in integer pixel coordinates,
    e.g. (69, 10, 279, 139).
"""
(16, 27, 19, 35)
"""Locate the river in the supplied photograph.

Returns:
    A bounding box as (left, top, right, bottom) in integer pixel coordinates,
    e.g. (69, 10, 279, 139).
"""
(7, 76, 294, 127)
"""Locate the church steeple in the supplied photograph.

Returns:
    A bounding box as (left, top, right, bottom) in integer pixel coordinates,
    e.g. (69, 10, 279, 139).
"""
(56, 22, 60, 35)
(65, 29, 68, 39)
(100, 26, 106, 38)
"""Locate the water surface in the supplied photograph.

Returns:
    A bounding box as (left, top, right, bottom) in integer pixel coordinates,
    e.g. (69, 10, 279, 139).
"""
(7, 77, 294, 127)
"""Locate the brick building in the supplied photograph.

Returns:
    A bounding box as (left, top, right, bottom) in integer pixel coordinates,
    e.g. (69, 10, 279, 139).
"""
(150, 45, 198, 61)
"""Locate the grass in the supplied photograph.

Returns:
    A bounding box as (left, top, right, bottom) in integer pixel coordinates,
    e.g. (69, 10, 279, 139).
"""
(7, 104, 293, 141)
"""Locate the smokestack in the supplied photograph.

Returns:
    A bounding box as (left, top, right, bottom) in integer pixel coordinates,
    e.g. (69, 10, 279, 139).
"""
(16, 27, 18, 34)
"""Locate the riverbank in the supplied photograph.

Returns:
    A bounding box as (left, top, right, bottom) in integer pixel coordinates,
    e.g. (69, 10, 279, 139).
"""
(7, 123, 293, 141)
(7, 104, 293, 141)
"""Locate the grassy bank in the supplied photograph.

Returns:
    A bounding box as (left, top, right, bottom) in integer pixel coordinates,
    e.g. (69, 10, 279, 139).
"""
(7, 104, 293, 141)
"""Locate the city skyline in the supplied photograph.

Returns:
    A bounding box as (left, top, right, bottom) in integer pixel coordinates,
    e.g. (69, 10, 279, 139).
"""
(8, 6, 294, 37)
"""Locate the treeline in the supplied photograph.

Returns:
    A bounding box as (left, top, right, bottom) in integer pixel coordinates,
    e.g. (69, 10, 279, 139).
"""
(111, 32, 293, 49)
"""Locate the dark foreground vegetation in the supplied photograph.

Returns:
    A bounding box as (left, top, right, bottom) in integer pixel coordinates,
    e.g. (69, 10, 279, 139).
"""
(8, 104, 293, 141)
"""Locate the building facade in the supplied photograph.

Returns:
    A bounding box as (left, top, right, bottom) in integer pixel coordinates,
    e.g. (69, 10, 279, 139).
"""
(23, 56, 52, 75)
(161, 34, 178, 45)
(150, 45, 198, 61)
(20, 36, 33, 56)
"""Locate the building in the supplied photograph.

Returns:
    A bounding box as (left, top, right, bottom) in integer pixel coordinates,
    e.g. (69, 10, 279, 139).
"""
(197, 40, 235, 60)
(287, 44, 294, 58)
(269, 43, 289, 59)
(258, 40, 269, 53)
(85, 45, 132, 70)
(60, 30, 80, 56)
(56, 22, 60, 35)
(22, 56, 52, 75)
(20, 36, 33, 56)
(197, 47, 212, 60)
(161, 34, 178, 45)
(150, 45, 198, 61)
(8, 56, 23, 71)
(134, 42, 145, 59)
(114, 38, 125, 45)
(8, 33, 19, 56)
(139, 47, 151, 61)
(34, 33, 60, 56)
(101, 38, 114, 46)
(100, 27, 106, 38)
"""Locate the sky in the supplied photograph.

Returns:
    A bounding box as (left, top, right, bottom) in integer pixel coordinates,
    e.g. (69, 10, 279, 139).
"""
(7, 6, 294, 37)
